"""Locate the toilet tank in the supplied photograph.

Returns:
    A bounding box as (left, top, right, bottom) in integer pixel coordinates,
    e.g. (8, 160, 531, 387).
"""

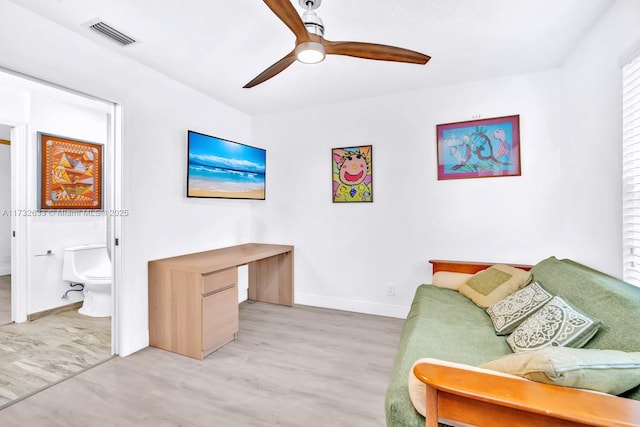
(62, 244, 111, 283)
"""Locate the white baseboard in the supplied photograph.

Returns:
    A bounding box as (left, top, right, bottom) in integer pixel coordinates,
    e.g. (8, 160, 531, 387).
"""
(0, 265, 10, 276)
(295, 293, 409, 319)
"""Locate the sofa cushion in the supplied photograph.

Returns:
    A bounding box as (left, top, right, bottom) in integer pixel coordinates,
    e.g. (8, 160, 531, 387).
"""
(531, 257, 640, 401)
(530, 257, 640, 353)
(386, 258, 640, 427)
(507, 296, 602, 352)
(480, 347, 640, 395)
(486, 281, 553, 335)
(385, 285, 512, 427)
(458, 264, 532, 307)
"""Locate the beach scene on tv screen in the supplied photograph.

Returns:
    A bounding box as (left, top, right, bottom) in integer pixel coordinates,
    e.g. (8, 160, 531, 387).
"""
(188, 132, 266, 199)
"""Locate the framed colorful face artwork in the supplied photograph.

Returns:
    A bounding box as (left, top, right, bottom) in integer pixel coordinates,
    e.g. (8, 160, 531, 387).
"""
(332, 145, 373, 203)
(436, 115, 521, 180)
(38, 132, 103, 210)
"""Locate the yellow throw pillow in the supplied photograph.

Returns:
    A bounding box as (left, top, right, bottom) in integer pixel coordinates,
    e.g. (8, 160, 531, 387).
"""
(431, 272, 474, 290)
(458, 264, 532, 307)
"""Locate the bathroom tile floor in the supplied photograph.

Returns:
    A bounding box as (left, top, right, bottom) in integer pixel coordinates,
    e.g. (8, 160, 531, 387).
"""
(0, 308, 111, 408)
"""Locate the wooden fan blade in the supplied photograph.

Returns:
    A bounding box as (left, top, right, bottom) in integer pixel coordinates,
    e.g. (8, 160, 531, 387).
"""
(244, 51, 297, 88)
(323, 40, 430, 64)
(263, 0, 310, 42)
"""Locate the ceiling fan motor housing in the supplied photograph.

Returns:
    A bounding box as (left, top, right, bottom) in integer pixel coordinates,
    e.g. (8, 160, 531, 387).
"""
(298, 0, 324, 36)
(302, 10, 324, 36)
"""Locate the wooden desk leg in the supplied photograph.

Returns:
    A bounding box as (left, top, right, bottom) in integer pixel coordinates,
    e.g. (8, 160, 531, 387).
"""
(248, 251, 294, 306)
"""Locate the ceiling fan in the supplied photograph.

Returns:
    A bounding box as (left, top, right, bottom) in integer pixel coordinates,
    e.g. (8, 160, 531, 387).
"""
(243, 0, 431, 88)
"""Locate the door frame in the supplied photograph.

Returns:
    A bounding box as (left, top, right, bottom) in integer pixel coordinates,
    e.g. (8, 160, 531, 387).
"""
(108, 103, 123, 355)
(0, 83, 122, 356)
(3, 120, 29, 323)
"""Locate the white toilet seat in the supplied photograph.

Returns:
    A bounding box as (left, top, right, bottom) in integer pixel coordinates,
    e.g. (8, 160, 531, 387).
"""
(83, 267, 111, 284)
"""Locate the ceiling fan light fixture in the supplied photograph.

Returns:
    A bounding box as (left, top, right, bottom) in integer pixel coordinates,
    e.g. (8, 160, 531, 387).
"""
(295, 41, 326, 64)
(244, 0, 430, 88)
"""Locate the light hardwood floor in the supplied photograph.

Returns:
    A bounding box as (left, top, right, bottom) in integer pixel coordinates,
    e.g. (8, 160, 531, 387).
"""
(0, 301, 405, 427)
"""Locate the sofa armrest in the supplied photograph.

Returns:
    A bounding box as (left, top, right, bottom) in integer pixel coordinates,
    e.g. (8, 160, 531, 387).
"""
(413, 360, 640, 427)
(429, 259, 532, 274)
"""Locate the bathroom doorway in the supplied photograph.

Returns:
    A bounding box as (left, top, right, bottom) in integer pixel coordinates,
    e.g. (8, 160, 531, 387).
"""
(0, 69, 121, 408)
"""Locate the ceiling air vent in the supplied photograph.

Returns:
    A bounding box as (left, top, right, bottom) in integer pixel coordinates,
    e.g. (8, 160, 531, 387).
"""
(87, 20, 138, 47)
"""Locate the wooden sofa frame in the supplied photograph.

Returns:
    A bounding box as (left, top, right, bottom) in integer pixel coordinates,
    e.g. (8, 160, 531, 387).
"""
(411, 260, 640, 427)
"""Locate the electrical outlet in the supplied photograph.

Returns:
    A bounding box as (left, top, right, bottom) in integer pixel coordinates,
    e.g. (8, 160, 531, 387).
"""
(386, 283, 396, 296)
(2, 255, 9, 263)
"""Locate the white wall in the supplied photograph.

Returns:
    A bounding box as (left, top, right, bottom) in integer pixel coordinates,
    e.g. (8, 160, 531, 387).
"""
(0, 125, 9, 275)
(0, 1, 252, 355)
(557, 0, 640, 277)
(253, 0, 640, 317)
(28, 92, 111, 313)
(253, 70, 566, 316)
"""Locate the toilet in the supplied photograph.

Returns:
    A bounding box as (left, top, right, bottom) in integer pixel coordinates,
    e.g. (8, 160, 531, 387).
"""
(62, 244, 112, 317)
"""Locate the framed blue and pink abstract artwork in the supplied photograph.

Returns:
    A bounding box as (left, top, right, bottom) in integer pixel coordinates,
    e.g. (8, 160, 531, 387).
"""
(436, 115, 521, 180)
(332, 145, 373, 203)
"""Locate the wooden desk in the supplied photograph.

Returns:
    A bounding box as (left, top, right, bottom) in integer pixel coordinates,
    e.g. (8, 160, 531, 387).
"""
(148, 243, 294, 360)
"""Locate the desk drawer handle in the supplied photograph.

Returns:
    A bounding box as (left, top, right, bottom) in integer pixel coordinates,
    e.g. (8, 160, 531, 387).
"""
(202, 283, 236, 297)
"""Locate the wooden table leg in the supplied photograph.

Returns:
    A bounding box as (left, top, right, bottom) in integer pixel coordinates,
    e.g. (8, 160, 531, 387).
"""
(248, 251, 293, 305)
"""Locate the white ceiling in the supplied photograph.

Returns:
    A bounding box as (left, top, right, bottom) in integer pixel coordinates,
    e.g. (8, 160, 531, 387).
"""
(9, 0, 614, 115)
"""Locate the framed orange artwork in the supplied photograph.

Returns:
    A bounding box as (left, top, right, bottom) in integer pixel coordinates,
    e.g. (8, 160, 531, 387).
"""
(38, 132, 103, 210)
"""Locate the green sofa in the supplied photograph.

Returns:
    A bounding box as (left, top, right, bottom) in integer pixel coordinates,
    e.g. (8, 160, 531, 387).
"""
(385, 256, 640, 427)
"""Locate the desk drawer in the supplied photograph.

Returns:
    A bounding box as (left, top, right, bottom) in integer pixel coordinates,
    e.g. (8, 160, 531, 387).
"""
(202, 268, 237, 295)
(202, 285, 238, 355)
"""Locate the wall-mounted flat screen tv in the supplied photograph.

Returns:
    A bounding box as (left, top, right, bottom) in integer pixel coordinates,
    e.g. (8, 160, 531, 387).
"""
(187, 130, 266, 200)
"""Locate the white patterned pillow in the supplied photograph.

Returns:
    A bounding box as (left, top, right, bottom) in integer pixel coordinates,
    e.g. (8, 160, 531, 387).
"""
(486, 281, 553, 335)
(507, 296, 602, 353)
